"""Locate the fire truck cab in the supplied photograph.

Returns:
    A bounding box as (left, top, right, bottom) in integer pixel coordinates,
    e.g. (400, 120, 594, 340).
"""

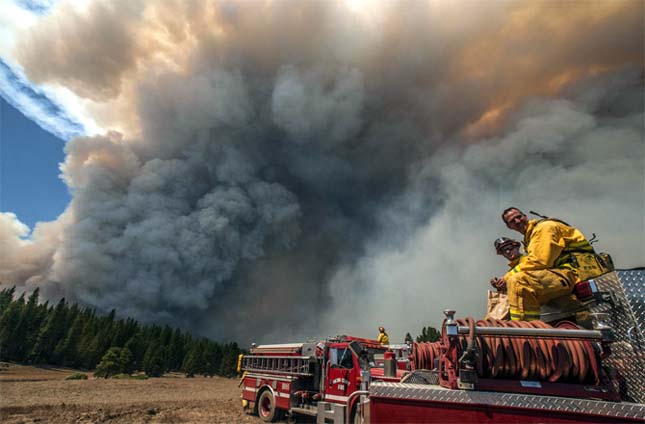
(240, 336, 401, 423)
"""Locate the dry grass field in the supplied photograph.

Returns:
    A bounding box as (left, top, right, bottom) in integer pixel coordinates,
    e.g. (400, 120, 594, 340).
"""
(0, 362, 269, 423)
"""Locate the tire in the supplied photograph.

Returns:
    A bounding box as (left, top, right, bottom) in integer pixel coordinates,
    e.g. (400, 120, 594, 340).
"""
(257, 390, 278, 422)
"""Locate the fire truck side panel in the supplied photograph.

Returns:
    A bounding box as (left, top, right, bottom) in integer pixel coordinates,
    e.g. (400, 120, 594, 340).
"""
(241, 375, 259, 403)
(367, 382, 645, 424)
(242, 374, 293, 412)
(276, 380, 291, 410)
(368, 396, 643, 423)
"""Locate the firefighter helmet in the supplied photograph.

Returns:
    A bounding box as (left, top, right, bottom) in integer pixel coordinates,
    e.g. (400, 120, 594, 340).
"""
(494, 237, 520, 254)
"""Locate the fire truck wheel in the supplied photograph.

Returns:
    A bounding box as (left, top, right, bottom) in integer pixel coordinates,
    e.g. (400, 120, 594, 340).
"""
(257, 390, 278, 422)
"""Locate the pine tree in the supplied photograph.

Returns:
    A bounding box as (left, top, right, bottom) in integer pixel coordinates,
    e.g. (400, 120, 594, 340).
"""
(159, 326, 173, 372)
(219, 342, 241, 377)
(54, 312, 85, 367)
(142, 339, 164, 377)
(76, 308, 98, 369)
(0, 286, 16, 315)
(93, 326, 115, 367)
(11, 289, 41, 361)
(203, 342, 220, 377)
(125, 330, 145, 372)
(119, 347, 135, 375)
(30, 298, 68, 363)
(0, 294, 25, 361)
(416, 325, 441, 343)
(181, 343, 200, 378)
(83, 333, 105, 369)
(51, 302, 79, 364)
(165, 328, 184, 372)
(109, 319, 128, 348)
(404, 332, 413, 344)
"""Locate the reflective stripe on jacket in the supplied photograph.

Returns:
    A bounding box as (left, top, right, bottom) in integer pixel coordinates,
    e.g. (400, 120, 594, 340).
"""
(510, 308, 540, 321)
(504, 256, 524, 279)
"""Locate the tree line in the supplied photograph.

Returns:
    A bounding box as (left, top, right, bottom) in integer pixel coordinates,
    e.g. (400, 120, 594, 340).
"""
(406, 325, 441, 343)
(0, 286, 243, 378)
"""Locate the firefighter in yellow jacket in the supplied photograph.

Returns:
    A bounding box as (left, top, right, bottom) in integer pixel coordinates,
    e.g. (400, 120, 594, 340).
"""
(377, 327, 390, 345)
(490, 237, 524, 293)
(486, 237, 524, 320)
(501, 207, 598, 321)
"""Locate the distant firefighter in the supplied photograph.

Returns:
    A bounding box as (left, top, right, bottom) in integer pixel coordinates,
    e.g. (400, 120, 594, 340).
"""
(377, 327, 389, 345)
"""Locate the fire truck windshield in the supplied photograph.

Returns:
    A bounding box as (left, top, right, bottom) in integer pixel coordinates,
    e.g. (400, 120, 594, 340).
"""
(330, 347, 354, 368)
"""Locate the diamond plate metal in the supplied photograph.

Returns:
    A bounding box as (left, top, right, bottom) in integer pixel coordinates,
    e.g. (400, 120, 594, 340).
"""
(400, 370, 439, 385)
(590, 270, 645, 404)
(618, 269, 645, 337)
(369, 382, 645, 420)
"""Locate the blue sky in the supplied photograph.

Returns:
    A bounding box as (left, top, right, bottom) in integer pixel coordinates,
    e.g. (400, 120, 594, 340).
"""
(0, 97, 70, 229)
(0, 0, 85, 230)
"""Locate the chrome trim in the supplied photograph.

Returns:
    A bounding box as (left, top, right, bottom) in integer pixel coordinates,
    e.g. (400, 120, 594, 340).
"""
(245, 373, 296, 383)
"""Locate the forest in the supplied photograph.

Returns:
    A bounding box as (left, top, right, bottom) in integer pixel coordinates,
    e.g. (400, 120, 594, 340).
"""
(0, 286, 243, 378)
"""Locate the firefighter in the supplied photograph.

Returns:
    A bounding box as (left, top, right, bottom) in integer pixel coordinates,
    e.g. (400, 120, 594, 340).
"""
(486, 237, 523, 320)
(501, 207, 597, 321)
(490, 237, 523, 292)
(237, 353, 244, 375)
(377, 327, 390, 345)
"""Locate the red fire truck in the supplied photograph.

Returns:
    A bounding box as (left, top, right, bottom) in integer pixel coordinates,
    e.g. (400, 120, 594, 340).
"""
(240, 336, 404, 423)
(240, 270, 645, 423)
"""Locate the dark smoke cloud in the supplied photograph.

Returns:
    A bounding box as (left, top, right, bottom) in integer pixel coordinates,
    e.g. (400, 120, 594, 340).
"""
(2, 0, 643, 344)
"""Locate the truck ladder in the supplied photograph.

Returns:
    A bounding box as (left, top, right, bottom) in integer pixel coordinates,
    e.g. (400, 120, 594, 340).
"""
(242, 355, 314, 376)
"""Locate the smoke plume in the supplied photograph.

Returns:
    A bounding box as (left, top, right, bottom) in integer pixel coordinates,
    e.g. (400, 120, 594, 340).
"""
(2, 0, 643, 344)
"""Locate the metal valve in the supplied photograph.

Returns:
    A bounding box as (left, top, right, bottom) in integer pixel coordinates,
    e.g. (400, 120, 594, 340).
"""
(444, 309, 458, 336)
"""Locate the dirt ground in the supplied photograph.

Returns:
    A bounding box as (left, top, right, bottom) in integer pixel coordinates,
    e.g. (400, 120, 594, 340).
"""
(0, 362, 273, 423)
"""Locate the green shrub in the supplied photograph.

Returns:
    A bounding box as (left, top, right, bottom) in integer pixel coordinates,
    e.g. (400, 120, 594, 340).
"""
(94, 347, 134, 378)
(111, 373, 131, 379)
(65, 373, 88, 380)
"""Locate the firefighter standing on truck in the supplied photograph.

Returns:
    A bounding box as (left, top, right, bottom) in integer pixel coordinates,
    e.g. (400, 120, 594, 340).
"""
(501, 207, 602, 321)
(377, 327, 389, 345)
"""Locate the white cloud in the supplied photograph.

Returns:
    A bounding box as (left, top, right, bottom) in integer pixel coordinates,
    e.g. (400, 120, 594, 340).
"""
(0, 59, 88, 140)
(0, 0, 102, 141)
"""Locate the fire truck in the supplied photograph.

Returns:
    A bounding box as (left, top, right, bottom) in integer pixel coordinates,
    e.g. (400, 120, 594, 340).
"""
(240, 336, 403, 423)
(240, 269, 645, 423)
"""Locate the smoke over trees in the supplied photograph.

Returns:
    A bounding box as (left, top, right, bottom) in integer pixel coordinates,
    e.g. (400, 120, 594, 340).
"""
(1, 0, 643, 343)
